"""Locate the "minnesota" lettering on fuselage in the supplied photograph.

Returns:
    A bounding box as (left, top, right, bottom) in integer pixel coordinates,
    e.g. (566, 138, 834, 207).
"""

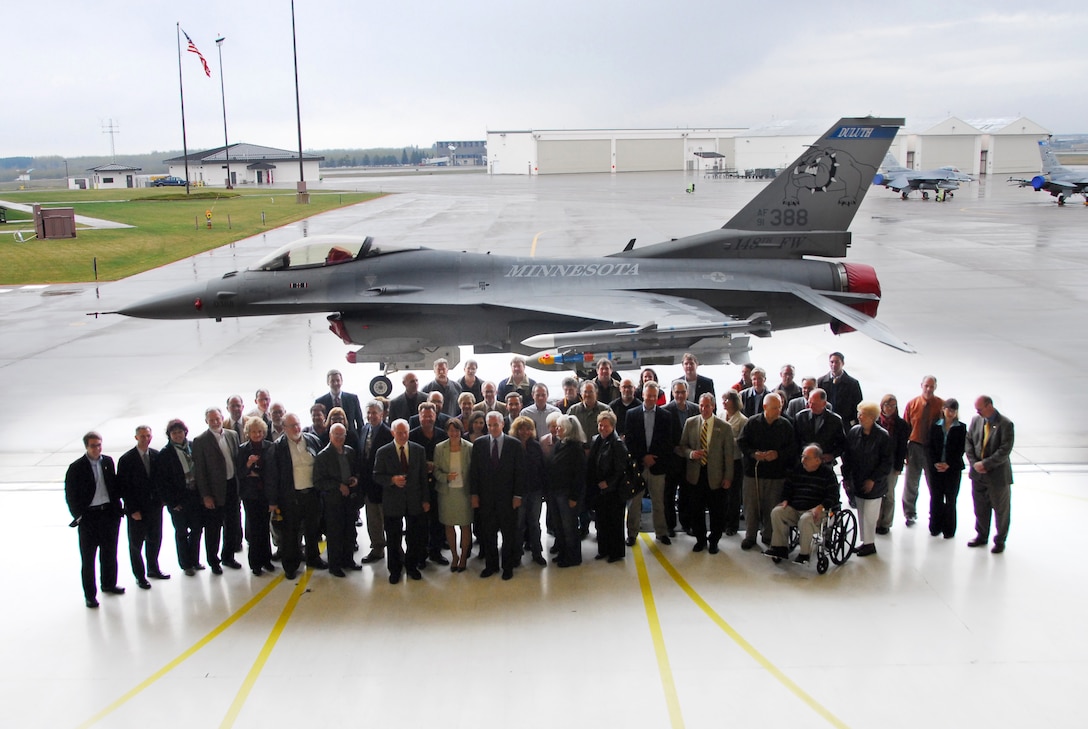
(505, 263, 641, 278)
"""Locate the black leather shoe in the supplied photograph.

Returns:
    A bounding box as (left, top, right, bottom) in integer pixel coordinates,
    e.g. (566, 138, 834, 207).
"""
(532, 554, 547, 566)
(657, 535, 672, 545)
(86, 598, 99, 608)
(626, 536, 637, 547)
(184, 567, 196, 577)
(262, 563, 276, 572)
(148, 571, 171, 580)
(349, 562, 363, 571)
(740, 538, 756, 551)
(428, 552, 450, 566)
(763, 546, 789, 560)
(211, 564, 223, 575)
(329, 567, 347, 577)
(708, 543, 720, 554)
(480, 567, 497, 578)
(194, 563, 206, 571)
(991, 543, 1005, 554)
(967, 538, 988, 548)
(361, 551, 384, 564)
(389, 572, 401, 584)
(406, 568, 422, 581)
(693, 543, 705, 553)
(307, 559, 329, 570)
(856, 543, 877, 557)
(284, 569, 298, 580)
(252, 568, 264, 576)
(875, 526, 890, 535)
(607, 556, 624, 563)
(222, 559, 242, 570)
(502, 569, 514, 580)
(137, 579, 151, 590)
(102, 586, 126, 595)
(794, 553, 810, 564)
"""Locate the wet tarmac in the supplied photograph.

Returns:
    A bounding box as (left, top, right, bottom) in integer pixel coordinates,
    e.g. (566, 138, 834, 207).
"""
(2, 169, 1087, 729)
(1, 170, 1084, 484)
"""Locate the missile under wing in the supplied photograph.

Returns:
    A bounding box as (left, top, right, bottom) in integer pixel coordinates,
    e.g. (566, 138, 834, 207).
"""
(119, 116, 910, 394)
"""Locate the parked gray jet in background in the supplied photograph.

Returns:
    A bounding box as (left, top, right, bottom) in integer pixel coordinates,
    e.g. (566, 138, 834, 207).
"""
(873, 153, 973, 201)
(1009, 139, 1088, 206)
(119, 116, 910, 395)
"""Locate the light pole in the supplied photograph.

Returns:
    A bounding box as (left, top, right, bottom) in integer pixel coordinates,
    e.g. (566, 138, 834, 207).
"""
(291, 0, 308, 203)
(215, 35, 233, 189)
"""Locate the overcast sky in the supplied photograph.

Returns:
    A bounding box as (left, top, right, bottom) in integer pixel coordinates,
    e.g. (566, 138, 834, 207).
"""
(4, 1, 1087, 158)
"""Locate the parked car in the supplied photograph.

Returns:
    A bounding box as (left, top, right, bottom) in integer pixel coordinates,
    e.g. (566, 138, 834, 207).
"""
(151, 176, 187, 187)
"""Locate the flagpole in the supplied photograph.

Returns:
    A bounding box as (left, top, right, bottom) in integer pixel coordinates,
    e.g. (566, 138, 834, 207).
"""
(176, 23, 191, 195)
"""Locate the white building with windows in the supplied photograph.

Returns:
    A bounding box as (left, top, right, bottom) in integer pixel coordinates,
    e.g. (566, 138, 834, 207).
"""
(87, 163, 141, 189)
(164, 143, 324, 187)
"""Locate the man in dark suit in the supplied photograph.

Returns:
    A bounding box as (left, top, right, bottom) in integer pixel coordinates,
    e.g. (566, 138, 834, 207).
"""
(965, 395, 1015, 553)
(269, 413, 324, 579)
(388, 372, 428, 423)
(192, 407, 242, 574)
(470, 411, 525, 579)
(373, 419, 430, 584)
(314, 424, 360, 577)
(792, 389, 847, 469)
(65, 431, 125, 608)
(117, 424, 168, 590)
(316, 369, 364, 437)
(357, 400, 394, 564)
(671, 352, 716, 404)
(663, 381, 699, 535)
(817, 352, 863, 428)
(624, 381, 678, 545)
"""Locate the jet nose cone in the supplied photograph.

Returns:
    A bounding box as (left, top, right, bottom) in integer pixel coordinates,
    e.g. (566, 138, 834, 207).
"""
(119, 282, 208, 320)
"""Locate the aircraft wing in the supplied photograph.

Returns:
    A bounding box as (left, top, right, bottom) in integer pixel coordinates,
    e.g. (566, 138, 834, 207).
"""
(884, 173, 912, 190)
(496, 284, 914, 353)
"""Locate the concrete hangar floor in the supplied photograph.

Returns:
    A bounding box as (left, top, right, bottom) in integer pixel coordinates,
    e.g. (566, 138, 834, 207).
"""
(0, 169, 1085, 728)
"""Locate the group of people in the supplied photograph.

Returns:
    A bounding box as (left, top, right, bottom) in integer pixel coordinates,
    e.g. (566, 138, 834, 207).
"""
(65, 353, 1015, 608)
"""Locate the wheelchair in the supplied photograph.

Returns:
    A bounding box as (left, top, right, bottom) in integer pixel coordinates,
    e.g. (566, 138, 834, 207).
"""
(768, 503, 857, 574)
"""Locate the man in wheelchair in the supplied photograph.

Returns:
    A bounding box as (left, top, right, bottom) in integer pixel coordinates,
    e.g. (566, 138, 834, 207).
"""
(763, 444, 840, 564)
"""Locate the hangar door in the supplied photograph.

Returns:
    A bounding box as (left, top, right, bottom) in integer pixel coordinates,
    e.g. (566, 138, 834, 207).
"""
(919, 136, 976, 174)
(537, 139, 611, 174)
(989, 137, 1044, 174)
(615, 139, 683, 172)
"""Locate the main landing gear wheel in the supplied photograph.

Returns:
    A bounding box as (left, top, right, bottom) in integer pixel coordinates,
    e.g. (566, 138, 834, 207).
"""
(1058, 195, 1066, 206)
(922, 191, 930, 201)
(829, 509, 858, 565)
(369, 375, 392, 397)
(901, 191, 909, 200)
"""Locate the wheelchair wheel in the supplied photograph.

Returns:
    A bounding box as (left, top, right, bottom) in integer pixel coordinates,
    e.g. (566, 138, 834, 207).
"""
(816, 554, 830, 574)
(829, 509, 858, 565)
(788, 526, 800, 553)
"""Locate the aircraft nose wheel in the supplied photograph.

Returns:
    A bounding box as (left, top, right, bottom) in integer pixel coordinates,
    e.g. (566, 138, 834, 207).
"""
(369, 375, 393, 397)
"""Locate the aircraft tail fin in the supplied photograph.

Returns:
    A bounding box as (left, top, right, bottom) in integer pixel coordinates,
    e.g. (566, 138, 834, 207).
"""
(613, 116, 903, 261)
(881, 152, 907, 172)
(1038, 139, 1066, 176)
(723, 117, 903, 232)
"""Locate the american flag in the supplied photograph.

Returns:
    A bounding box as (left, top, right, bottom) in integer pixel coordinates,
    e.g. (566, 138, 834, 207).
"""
(182, 29, 211, 77)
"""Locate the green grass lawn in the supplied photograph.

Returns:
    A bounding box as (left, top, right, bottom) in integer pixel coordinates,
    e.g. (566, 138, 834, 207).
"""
(0, 188, 383, 284)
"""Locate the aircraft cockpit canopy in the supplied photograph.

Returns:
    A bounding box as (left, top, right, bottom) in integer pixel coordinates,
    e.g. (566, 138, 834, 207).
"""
(251, 235, 388, 272)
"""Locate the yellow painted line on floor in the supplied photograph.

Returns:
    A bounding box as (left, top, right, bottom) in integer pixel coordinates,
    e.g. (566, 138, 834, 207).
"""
(220, 569, 313, 728)
(633, 536, 686, 729)
(642, 536, 849, 729)
(79, 574, 286, 728)
(530, 230, 545, 257)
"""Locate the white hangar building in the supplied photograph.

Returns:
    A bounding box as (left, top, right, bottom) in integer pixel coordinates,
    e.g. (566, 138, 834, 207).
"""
(486, 116, 1051, 176)
(164, 143, 324, 187)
